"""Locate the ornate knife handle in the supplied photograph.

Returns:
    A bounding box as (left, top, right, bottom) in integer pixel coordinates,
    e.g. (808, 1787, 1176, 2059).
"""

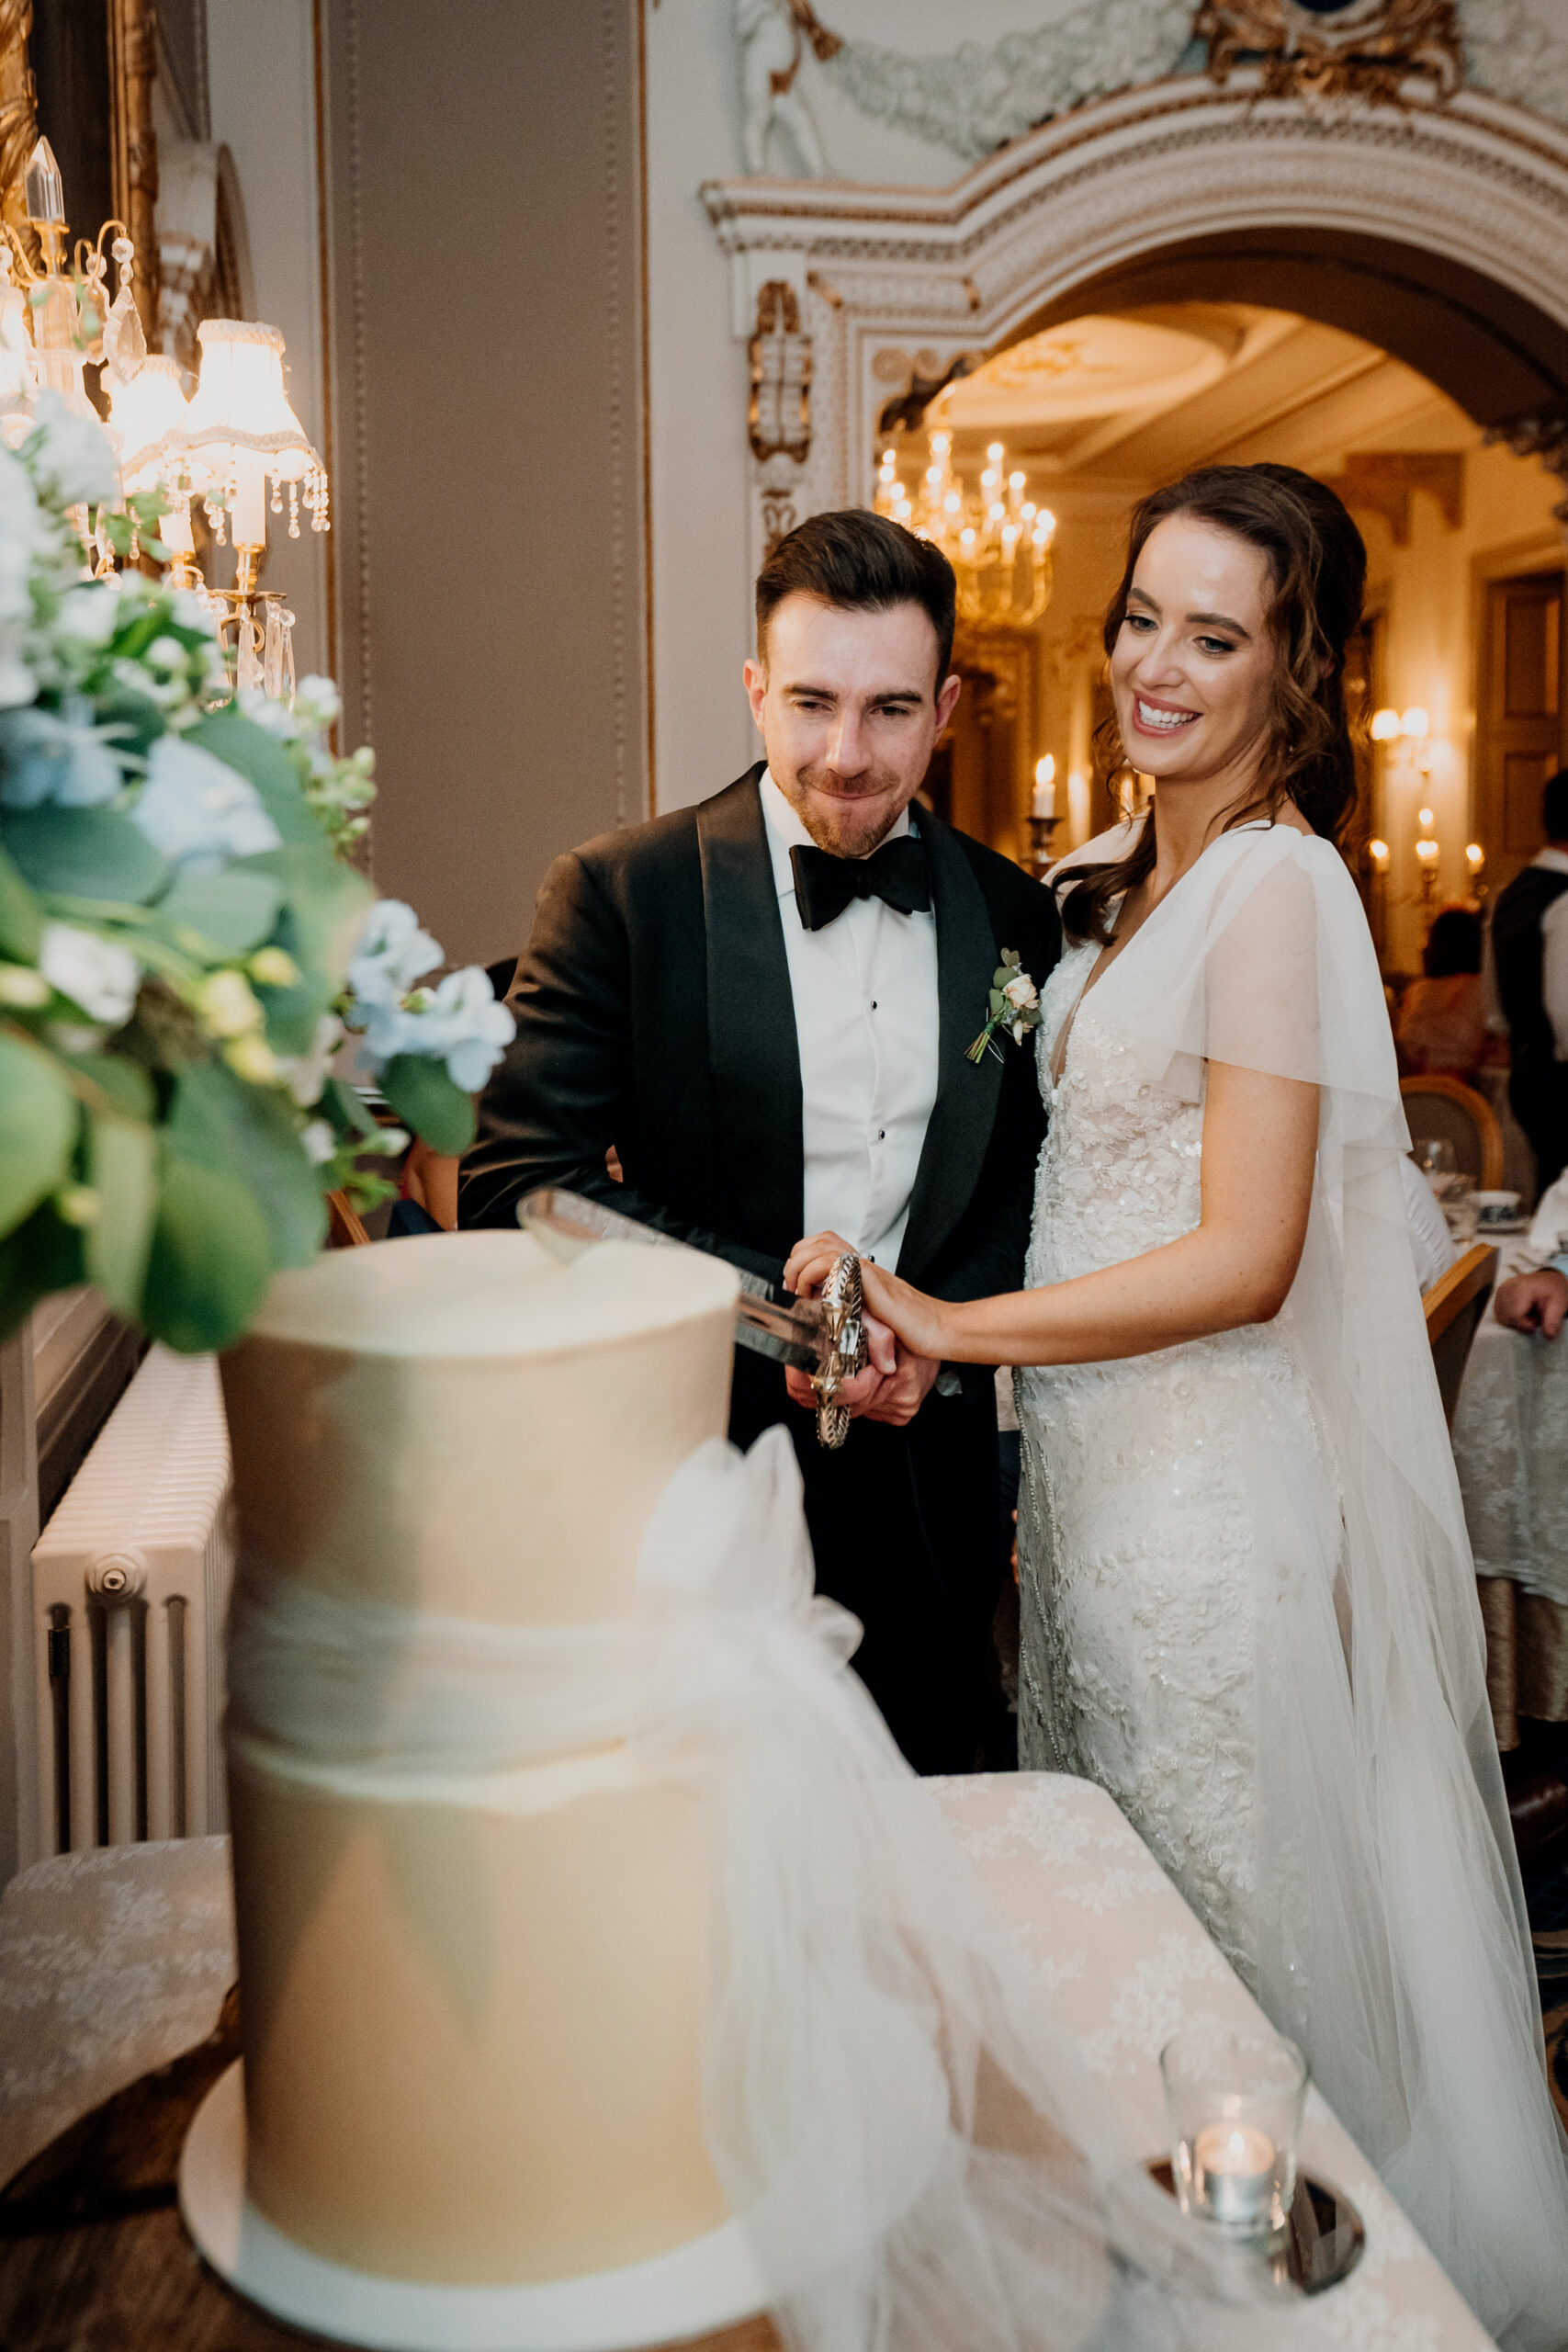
(811, 1252, 866, 1450)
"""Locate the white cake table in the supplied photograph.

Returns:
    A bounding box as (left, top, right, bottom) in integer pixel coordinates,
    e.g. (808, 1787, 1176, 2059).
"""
(0, 1775, 1494, 2349)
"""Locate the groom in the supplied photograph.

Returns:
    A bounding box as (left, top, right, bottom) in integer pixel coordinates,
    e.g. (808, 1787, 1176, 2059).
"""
(460, 510, 1059, 1770)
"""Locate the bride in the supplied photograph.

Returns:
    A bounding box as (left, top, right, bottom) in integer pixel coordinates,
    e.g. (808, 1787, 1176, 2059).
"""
(787, 463, 1568, 2347)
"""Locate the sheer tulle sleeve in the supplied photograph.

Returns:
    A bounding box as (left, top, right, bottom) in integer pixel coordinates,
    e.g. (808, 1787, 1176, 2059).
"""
(1080, 825, 1568, 2344)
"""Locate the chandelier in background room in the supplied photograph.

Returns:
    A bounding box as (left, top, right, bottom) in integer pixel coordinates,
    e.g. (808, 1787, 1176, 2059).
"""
(1, 137, 328, 705)
(875, 431, 1055, 629)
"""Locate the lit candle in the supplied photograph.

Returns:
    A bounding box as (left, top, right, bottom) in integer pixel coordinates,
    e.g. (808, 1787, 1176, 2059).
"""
(231, 454, 266, 548)
(1033, 754, 1055, 820)
(1193, 2122, 1277, 2231)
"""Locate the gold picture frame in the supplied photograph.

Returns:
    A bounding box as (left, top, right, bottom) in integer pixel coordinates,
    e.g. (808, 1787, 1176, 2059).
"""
(0, 0, 159, 339)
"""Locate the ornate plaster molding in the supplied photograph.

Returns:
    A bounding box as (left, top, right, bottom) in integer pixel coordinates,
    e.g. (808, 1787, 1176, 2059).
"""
(1483, 401, 1568, 521)
(703, 81, 1568, 563)
(805, 1, 1568, 166)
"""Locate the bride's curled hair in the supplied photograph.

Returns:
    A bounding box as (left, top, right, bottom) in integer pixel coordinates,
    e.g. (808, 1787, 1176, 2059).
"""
(1060, 462, 1367, 945)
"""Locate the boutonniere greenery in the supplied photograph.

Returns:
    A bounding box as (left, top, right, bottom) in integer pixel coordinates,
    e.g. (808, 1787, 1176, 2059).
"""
(966, 949, 1042, 1065)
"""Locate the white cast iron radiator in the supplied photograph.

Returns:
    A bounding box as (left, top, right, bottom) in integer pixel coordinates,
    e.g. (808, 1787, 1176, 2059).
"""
(31, 1346, 232, 1856)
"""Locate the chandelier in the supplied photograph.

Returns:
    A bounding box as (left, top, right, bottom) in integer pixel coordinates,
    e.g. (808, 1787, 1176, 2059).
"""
(2, 137, 329, 704)
(874, 430, 1055, 629)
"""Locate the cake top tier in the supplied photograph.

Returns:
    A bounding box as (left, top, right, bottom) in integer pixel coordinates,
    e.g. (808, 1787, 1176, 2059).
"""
(250, 1230, 739, 1359)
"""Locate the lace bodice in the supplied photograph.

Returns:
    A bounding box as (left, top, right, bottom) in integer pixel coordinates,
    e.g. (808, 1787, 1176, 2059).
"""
(1015, 933, 1334, 1984)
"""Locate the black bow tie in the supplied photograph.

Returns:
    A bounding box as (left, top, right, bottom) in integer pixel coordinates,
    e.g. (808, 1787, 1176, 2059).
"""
(789, 835, 931, 933)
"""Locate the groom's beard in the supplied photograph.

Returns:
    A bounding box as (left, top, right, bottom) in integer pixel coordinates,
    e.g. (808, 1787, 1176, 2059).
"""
(784, 762, 913, 859)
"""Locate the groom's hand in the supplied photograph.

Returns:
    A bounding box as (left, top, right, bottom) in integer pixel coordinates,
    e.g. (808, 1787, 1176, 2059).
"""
(783, 1306, 941, 1427)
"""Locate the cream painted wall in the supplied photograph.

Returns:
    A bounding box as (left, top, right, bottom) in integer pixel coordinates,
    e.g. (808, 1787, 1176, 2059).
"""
(206, 0, 331, 686)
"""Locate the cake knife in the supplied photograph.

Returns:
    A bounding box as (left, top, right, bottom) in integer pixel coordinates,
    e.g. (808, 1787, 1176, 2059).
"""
(518, 1186, 866, 1448)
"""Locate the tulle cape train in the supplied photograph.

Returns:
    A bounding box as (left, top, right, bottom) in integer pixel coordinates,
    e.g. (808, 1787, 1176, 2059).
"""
(1050, 818, 1568, 2349)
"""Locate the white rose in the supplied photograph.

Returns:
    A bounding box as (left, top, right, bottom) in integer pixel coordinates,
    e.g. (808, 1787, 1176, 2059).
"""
(39, 922, 139, 1026)
(276, 1012, 344, 1108)
(300, 1117, 336, 1165)
(1002, 972, 1038, 1012)
(28, 390, 119, 509)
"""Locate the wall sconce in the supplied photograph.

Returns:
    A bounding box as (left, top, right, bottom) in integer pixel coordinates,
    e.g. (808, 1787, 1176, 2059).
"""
(1371, 705, 1434, 775)
(1465, 841, 1486, 899)
(1415, 803, 1441, 907)
(1368, 838, 1391, 872)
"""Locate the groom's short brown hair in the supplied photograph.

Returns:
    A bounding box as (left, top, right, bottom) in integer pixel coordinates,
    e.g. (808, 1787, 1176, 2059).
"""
(755, 510, 957, 691)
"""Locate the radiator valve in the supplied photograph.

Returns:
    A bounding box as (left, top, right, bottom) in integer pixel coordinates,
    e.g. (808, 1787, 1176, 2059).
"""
(86, 1547, 148, 1600)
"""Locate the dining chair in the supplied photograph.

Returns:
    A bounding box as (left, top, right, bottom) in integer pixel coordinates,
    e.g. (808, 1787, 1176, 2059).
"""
(1400, 1073, 1505, 1192)
(1424, 1240, 1499, 1430)
(325, 1190, 372, 1248)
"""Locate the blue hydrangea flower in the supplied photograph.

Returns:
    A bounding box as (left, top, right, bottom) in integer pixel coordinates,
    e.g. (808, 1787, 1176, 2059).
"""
(0, 702, 124, 808)
(130, 735, 282, 873)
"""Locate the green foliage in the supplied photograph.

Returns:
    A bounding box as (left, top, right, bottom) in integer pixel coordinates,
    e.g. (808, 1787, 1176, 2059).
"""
(141, 1149, 274, 1352)
(85, 1108, 157, 1317)
(0, 1199, 85, 1342)
(157, 867, 285, 958)
(2, 806, 167, 902)
(0, 1030, 78, 1238)
(0, 842, 42, 961)
(164, 1061, 327, 1270)
(381, 1053, 476, 1156)
(186, 709, 321, 847)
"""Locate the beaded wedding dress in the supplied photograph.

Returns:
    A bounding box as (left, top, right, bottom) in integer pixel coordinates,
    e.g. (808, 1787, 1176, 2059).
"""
(1015, 820, 1568, 2351)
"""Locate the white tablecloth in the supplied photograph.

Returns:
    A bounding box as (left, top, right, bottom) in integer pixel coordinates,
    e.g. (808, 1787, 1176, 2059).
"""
(1452, 1236, 1568, 1609)
(0, 1780, 1493, 2350)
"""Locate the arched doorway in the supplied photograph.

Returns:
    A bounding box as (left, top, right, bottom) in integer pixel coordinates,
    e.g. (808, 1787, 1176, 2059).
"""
(705, 79, 1568, 967)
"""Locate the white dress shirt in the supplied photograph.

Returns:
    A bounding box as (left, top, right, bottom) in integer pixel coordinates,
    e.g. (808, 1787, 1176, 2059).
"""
(760, 772, 940, 1272)
(1532, 847, 1568, 1060)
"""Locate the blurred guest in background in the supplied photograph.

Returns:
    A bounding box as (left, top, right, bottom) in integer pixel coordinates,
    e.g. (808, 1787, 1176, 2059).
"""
(1492, 767, 1568, 1191)
(1394, 904, 1497, 1085)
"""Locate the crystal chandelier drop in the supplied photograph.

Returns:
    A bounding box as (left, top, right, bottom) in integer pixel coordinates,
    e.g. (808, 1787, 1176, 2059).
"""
(874, 431, 1055, 629)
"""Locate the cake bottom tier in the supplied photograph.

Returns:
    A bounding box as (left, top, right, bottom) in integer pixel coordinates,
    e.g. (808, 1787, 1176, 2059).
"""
(229, 1746, 728, 2284)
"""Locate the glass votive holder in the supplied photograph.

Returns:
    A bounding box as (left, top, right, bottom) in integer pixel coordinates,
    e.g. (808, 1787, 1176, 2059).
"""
(1159, 2026, 1307, 2240)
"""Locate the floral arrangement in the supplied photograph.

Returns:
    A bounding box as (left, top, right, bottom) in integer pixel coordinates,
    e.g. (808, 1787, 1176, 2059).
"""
(0, 393, 513, 1351)
(966, 949, 1042, 1064)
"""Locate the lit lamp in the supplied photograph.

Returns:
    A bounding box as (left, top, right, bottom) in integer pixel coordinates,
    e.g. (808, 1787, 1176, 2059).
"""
(105, 354, 199, 583)
(1465, 841, 1487, 901)
(1371, 705, 1433, 775)
(176, 319, 329, 696)
(1029, 753, 1060, 878)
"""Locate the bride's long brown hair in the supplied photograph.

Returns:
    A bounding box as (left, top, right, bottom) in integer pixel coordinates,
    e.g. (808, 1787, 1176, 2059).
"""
(1059, 462, 1368, 946)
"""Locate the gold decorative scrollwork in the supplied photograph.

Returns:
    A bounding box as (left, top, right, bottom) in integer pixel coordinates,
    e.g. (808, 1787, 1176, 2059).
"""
(1193, 0, 1463, 109)
(749, 279, 811, 466)
(0, 0, 39, 269)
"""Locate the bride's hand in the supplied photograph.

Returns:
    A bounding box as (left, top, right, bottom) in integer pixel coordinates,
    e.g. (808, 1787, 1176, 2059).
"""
(784, 1232, 951, 1364)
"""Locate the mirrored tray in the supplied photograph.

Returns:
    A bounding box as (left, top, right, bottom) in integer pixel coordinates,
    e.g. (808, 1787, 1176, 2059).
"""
(1146, 2158, 1365, 2294)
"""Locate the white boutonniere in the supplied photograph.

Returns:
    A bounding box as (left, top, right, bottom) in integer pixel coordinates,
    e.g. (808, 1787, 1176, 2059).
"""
(966, 949, 1042, 1065)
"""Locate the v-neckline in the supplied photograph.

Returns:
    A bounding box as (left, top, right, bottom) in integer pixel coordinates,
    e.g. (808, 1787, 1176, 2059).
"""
(1045, 819, 1291, 1087)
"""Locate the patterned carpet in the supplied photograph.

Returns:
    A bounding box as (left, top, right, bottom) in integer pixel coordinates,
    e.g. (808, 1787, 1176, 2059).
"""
(1522, 1840, 1568, 2131)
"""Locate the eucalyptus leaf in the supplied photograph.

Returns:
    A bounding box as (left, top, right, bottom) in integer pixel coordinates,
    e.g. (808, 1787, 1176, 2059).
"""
(992, 966, 1011, 989)
(323, 1074, 378, 1139)
(249, 842, 373, 983)
(0, 1199, 85, 1341)
(157, 867, 285, 956)
(186, 709, 319, 846)
(165, 1059, 326, 1269)
(381, 1054, 475, 1156)
(57, 1049, 155, 1121)
(90, 683, 164, 761)
(2, 804, 168, 903)
(0, 838, 41, 960)
(0, 1031, 77, 1239)
(85, 1108, 156, 1317)
(141, 1148, 273, 1352)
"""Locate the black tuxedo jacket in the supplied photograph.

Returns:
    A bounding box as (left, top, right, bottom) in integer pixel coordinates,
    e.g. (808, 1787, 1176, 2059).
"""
(460, 767, 1061, 1769)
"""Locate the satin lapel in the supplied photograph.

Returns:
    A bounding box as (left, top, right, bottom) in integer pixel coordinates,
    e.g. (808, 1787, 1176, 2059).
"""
(697, 769, 804, 1256)
(898, 815, 1004, 1284)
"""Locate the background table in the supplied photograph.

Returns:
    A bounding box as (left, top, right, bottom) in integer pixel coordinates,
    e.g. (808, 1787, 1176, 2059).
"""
(1450, 1235, 1568, 1743)
(0, 1776, 1493, 2350)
